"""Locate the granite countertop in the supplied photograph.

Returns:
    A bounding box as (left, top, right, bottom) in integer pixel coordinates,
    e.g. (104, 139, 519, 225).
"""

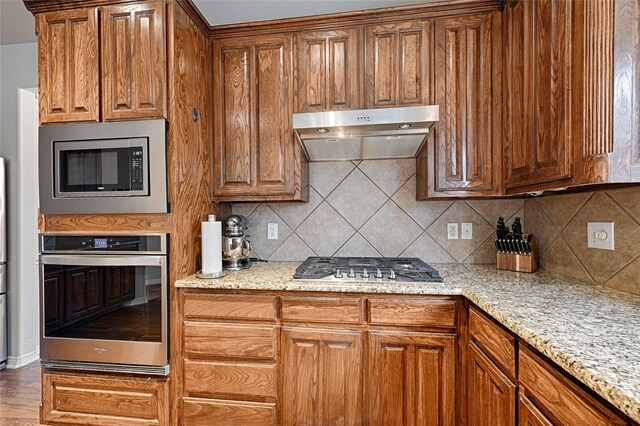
(176, 262, 640, 422)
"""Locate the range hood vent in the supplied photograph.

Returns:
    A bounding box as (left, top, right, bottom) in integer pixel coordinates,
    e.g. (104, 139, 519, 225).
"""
(293, 105, 439, 161)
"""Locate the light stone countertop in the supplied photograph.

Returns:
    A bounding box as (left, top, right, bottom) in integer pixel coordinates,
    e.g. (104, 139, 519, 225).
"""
(176, 262, 640, 422)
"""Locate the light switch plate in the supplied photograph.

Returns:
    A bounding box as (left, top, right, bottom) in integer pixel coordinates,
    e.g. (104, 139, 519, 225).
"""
(461, 223, 473, 240)
(447, 223, 459, 240)
(587, 222, 614, 250)
(267, 223, 278, 240)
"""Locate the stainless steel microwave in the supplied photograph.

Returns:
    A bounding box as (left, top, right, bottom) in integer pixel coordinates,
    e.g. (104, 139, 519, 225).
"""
(39, 119, 168, 214)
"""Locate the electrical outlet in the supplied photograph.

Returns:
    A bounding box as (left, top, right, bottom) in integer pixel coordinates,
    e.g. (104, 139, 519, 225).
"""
(587, 222, 614, 250)
(447, 223, 459, 240)
(461, 223, 473, 239)
(267, 223, 278, 240)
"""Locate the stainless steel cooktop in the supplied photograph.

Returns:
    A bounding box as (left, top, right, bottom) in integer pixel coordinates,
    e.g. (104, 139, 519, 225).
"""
(293, 257, 444, 284)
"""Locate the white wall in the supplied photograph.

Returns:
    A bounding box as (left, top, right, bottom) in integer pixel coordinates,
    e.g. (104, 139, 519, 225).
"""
(0, 42, 40, 366)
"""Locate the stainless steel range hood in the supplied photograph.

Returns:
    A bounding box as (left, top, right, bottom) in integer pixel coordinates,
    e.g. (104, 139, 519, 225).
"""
(293, 105, 439, 161)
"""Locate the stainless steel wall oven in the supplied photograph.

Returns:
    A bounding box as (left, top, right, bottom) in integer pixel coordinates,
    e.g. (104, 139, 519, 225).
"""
(39, 234, 169, 374)
(39, 119, 168, 214)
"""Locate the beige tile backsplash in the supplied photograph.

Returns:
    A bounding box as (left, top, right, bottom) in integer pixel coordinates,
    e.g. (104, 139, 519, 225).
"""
(232, 160, 524, 264)
(524, 187, 640, 295)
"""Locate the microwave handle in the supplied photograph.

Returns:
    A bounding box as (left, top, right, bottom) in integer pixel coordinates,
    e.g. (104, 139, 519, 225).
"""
(40, 255, 164, 267)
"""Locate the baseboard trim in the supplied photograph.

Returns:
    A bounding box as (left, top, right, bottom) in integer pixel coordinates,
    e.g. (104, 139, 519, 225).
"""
(6, 347, 39, 369)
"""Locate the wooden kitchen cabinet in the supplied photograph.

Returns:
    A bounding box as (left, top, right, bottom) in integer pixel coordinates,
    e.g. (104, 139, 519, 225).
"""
(294, 28, 361, 112)
(518, 395, 553, 426)
(101, 1, 167, 120)
(282, 327, 363, 426)
(213, 35, 308, 202)
(36, 9, 99, 123)
(420, 12, 502, 199)
(64, 266, 104, 324)
(365, 21, 430, 108)
(104, 266, 135, 307)
(503, 0, 572, 191)
(43, 269, 65, 331)
(367, 330, 456, 426)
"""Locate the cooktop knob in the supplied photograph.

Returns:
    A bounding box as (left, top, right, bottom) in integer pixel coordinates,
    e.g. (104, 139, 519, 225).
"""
(389, 270, 396, 280)
(334, 268, 343, 278)
(347, 268, 356, 278)
(361, 268, 369, 279)
(375, 268, 383, 279)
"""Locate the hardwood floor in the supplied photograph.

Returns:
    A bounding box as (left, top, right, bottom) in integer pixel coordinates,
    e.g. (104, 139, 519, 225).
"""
(0, 362, 45, 426)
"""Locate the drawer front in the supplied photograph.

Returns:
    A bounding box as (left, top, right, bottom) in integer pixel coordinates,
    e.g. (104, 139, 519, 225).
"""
(184, 294, 277, 321)
(41, 371, 168, 425)
(368, 298, 456, 328)
(469, 306, 516, 378)
(182, 397, 276, 426)
(184, 322, 277, 359)
(281, 297, 362, 324)
(184, 360, 276, 399)
(519, 348, 626, 426)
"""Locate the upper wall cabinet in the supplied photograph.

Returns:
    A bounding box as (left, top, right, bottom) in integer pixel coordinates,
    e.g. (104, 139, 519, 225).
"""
(365, 21, 430, 108)
(213, 35, 308, 202)
(37, 9, 100, 123)
(294, 29, 361, 113)
(101, 2, 167, 120)
(36, 1, 166, 124)
(503, 0, 572, 191)
(418, 12, 502, 199)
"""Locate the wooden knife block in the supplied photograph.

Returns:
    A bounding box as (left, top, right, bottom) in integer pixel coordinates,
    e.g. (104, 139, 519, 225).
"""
(496, 235, 539, 273)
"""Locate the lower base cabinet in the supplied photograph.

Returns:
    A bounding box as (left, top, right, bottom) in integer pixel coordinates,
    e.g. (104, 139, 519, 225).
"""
(518, 395, 553, 426)
(182, 397, 277, 426)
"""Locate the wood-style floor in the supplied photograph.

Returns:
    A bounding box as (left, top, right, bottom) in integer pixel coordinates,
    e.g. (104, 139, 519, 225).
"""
(0, 362, 44, 426)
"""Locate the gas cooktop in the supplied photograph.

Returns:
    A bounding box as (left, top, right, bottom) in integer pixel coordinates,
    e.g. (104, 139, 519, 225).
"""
(293, 257, 443, 284)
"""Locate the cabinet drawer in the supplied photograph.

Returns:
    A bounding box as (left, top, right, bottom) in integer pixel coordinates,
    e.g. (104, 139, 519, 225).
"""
(184, 360, 276, 399)
(368, 298, 456, 328)
(182, 397, 276, 426)
(184, 322, 277, 359)
(519, 347, 626, 426)
(469, 306, 516, 378)
(41, 371, 168, 425)
(184, 294, 277, 322)
(281, 297, 362, 324)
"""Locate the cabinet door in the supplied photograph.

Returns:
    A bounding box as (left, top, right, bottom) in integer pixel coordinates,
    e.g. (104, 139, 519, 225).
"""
(104, 266, 135, 307)
(44, 270, 65, 331)
(504, 0, 571, 190)
(101, 1, 166, 120)
(367, 330, 455, 426)
(518, 395, 553, 426)
(468, 342, 517, 426)
(294, 29, 360, 112)
(37, 9, 99, 123)
(64, 267, 104, 323)
(365, 21, 430, 108)
(213, 36, 298, 199)
(282, 327, 363, 426)
(429, 12, 501, 197)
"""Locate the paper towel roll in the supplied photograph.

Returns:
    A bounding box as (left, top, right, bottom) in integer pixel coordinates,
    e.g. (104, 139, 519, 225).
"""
(201, 217, 222, 274)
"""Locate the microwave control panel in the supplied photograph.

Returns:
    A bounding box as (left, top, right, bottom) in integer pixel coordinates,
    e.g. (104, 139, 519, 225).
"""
(130, 147, 144, 190)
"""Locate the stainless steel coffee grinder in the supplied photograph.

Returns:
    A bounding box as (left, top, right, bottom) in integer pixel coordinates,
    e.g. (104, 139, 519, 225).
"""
(222, 215, 252, 270)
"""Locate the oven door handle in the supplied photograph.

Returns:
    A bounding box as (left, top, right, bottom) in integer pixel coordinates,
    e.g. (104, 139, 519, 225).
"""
(40, 255, 165, 267)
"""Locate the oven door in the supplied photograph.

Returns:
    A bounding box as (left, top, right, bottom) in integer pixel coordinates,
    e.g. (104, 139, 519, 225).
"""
(40, 255, 167, 367)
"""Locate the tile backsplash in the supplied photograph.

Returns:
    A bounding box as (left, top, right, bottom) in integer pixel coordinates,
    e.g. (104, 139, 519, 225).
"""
(524, 187, 640, 295)
(232, 160, 524, 265)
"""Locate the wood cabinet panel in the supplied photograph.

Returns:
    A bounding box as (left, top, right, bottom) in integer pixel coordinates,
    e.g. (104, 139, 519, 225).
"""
(367, 330, 455, 426)
(429, 12, 501, 197)
(184, 322, 277, 360)
(182, 397, 276, 426)
(519, 347, 626, 426)
(504, 0, 572, 190)
(518, 395, 553, 426)
(467, 342, 517, 426)
(469, 306, 516, 379)
(41, 370, 168, 425)
(37, 8, 99, 123)
(365, 21, 430, 108)
(368, 297, 456, 328)
(184, 294, 277, 322)
(104, 266, 135, 307)
(64, 266, 103, 323)
(282, 327, 363, 426)
(43, 270, 65, 331)
(101, 0, 166, 120)
(184, 360, 276, 399)
(281, 296, 362, 324)
(294, 28, 360, 112)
